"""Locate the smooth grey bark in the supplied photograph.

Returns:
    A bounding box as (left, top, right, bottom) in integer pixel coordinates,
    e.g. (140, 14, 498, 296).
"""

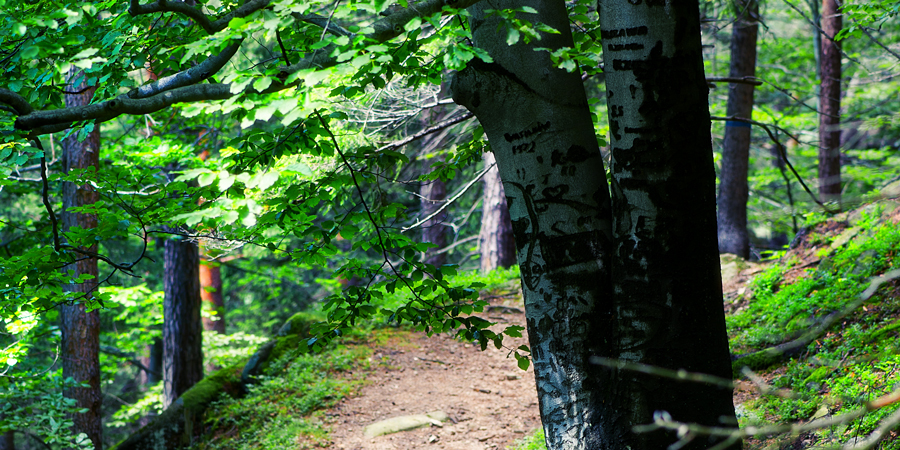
(598, 0, 740, 448)
(478, 151, 516, 273)
(163, 233, 204, 408)
(452, 1, 616, 448)
(819, 0, 842, 205)
(60, 68, 103, 450)
(717, 0, 760, 259)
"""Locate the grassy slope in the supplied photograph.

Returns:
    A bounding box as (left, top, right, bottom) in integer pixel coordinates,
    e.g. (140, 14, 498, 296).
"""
(510, 200, 900, 450)
(728, 200, 900, 449)
(172, 203, 900, 450)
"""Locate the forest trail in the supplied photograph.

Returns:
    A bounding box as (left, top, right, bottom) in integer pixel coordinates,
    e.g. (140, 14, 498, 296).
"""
(323, 306, 541, 450)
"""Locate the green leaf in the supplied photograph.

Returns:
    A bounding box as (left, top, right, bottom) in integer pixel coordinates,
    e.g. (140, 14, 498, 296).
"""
(515, 352, 530, 371)
(253, 76, 273, 92)
(197, 172, 217, 187)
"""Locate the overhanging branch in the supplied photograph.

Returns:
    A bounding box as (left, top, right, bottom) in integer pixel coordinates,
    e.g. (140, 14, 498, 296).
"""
(11, 0, 485, 136)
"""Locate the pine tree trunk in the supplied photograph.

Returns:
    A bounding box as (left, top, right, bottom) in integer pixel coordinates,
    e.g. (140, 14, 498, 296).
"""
(598, 0, 740, 448)
(60, 67, 103, 450)
(163, 232, 204, 408)
(819, 0, 842, 204)
(717, 0, 759, 259)
(479, 151, 516, 273)
(452, 1, 616, 447)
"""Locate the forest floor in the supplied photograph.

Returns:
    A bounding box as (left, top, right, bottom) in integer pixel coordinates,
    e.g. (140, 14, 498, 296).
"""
(323, 304, 541, 450)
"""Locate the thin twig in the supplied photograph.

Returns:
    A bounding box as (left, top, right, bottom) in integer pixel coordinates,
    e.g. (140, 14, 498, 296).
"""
(33, 140, 60, 250)
(275, 29, 292, 66)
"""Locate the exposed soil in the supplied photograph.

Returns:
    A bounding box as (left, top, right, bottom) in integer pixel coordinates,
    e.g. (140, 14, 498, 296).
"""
(324, 306, 541, 450)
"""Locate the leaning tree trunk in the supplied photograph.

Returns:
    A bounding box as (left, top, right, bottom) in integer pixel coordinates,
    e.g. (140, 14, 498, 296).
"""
(163, 231, 204, 408)
(452, 1, 617, 448)
(717, 0, 760, 259)
(479, 151, 516, 273)
(819, 0, 842, 205)
(598, 0, 740, 448)
(60, 67, 103, 450)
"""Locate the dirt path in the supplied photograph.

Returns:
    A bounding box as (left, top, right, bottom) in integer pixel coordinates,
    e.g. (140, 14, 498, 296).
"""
(326, 307, 541, 450)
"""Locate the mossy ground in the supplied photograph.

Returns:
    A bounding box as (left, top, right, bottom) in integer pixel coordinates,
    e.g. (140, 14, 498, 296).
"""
(730, 202, 900, 449)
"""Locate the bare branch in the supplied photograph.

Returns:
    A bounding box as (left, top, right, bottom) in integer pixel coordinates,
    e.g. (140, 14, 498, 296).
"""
(706, 76, 763, 87)
(402, 162, 492, 232)
(377, 111, 474, 152)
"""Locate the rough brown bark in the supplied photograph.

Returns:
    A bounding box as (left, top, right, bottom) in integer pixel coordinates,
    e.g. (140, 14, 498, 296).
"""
(479, 151, 516, 273)
(163, 232, 204, 408)
(60, 67, 103, 450)
(717, 0, 760, 259)
(599, 0, 741, 447)
(819, 0, 842, 205)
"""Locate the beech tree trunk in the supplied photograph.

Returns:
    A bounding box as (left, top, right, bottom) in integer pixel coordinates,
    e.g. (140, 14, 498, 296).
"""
(479, 151, 516, 273)
(453, 1, 616, 448)
(717, 0, 760, 259)
(163, 232, 204, 408)
(60, 68, 103, 450)
(455, 1, 739, 448)
(819, 0, 842, 204)
(598, 0, 739, 447)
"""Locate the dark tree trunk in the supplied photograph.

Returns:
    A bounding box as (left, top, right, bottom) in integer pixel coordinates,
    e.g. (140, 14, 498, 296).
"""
(163, 233, 204, 408)
(420, 178, 448, 267)
(479, 151, 516, 273)
(717, 0, 760, 259)
(60, 68, 103, 450)
(0, 416, 13, 450)
(599, 0, 740, 448)
(819, 0, 842, 204)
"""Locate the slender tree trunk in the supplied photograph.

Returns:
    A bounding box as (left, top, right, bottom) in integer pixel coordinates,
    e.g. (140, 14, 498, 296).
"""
(420, 178, 448, 267)
(199, 247, 225, 373)
(819, 0, 842, 204)
(199, 252, 226, 335)
(479, 151, 516, 273)
(453, 1, 616, 447)
(717, 0, 760, 259)
(60, 68, 103, 450)
(163, 232, 204, 408)
(598, 0, 740, 448)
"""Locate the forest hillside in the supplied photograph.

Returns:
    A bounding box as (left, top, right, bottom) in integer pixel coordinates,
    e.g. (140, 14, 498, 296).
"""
(102, 198, 900, 450)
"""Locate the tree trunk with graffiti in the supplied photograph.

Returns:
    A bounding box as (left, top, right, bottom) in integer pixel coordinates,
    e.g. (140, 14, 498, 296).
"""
(454, 0, 739, 448)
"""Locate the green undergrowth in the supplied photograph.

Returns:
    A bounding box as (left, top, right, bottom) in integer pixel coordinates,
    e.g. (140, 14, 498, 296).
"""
(508, 428, 546, 450)
(191, 335, 372, 450)
(731, 203, 900, 448)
